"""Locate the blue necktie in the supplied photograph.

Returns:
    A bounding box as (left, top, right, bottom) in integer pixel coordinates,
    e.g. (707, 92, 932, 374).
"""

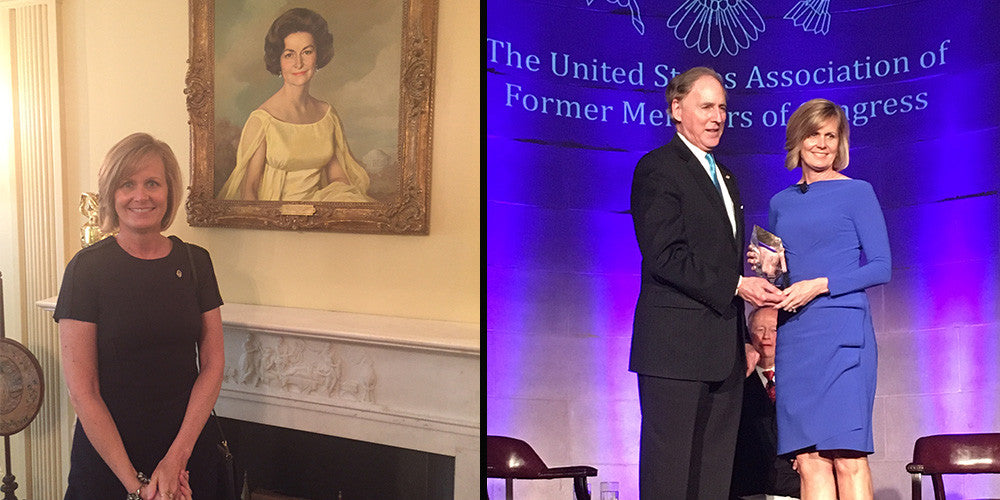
(706, 153, 722, 193)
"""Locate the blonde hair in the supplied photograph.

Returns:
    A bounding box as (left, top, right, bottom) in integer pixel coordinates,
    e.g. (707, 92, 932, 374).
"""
(784, 98, 850, 171)
(97, 133, 183, 233)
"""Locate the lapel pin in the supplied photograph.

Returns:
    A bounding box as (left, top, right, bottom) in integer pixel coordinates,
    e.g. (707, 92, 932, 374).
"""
(176, 269, 183, 278)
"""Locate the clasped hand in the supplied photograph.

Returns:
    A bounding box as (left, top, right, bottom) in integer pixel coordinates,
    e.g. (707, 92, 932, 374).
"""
(774, 277, 829, 313)
(746, 245, 828, 312)
(736, 275, 783, 308)
(144, 460, 192, 500)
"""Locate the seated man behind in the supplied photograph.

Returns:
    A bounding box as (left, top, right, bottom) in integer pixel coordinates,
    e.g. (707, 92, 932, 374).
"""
(730, 306, 800, 500)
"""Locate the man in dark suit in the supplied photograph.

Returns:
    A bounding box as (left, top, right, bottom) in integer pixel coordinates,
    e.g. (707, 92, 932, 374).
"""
(629, 66, 783, 499)
(731, 307, 801, 499)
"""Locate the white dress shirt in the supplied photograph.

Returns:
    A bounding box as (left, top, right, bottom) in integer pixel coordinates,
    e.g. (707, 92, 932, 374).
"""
(676, 132, 737, 238)
(754, 364, 775, 388)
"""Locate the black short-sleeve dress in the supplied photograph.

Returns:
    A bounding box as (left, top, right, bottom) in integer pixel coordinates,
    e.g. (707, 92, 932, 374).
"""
(54, 236, 225, 499)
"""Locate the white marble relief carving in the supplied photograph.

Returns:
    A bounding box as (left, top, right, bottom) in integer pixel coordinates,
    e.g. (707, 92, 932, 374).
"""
(224, 332, 378, 404)
(236, 334, 262, 386)
(315, 343, 343, 398)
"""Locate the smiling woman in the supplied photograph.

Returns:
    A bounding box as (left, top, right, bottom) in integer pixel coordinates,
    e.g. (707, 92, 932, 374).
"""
(766, 99, 890, 499)
(112, 154, 169, 237)
(97, 133, 182, 239)
(56, 132, 227, 499)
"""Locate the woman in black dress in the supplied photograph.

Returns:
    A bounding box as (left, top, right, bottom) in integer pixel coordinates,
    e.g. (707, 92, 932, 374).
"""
(55, 133, 225, 499)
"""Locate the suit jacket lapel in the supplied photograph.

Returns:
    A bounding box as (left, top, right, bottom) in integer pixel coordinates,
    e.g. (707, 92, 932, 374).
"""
(719, 163, 744, 251)
(669, 136, 738, 249)
(669, 136, 728, 215)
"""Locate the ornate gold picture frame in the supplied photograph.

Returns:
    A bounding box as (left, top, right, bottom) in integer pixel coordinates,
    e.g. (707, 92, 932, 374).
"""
(185, 0, 436, 234)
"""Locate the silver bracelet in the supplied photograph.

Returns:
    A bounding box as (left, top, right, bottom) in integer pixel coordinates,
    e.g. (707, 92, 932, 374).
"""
(127, 472, 150, 500)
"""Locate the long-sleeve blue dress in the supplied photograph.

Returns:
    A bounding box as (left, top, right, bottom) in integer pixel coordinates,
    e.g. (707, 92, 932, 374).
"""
(768, 178, 891, 456)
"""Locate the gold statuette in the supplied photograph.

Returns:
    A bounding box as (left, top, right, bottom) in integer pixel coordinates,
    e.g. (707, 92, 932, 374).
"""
(80, 192, 111, 247)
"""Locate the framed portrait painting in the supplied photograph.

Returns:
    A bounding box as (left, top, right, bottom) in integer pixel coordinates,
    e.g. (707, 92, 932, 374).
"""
(185, 0, 437, 233)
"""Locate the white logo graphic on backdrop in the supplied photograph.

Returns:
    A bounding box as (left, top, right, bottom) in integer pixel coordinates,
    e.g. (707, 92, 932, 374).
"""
(666, 0, 766, 56)
(587, 0, 645, 35)
(588, 0, 832, 56)
(785, 0, 831, 35)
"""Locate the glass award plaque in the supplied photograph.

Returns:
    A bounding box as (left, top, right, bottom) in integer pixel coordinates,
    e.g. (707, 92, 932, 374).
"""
(750, 225, 788, 288)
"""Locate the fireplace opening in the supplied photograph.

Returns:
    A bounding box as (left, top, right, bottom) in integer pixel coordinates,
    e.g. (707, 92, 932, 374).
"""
(218, 417, 455, 499)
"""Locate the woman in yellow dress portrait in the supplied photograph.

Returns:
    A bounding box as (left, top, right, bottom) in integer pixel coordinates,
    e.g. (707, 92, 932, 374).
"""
(218, 8, 374, 202)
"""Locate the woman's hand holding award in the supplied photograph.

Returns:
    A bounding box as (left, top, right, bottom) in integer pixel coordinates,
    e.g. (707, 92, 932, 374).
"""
(750, 225, 789, 289)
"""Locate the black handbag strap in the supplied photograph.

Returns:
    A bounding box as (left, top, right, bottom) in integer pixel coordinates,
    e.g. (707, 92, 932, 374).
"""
(183, 238, 199, 289)
(183, 239, 231, 450)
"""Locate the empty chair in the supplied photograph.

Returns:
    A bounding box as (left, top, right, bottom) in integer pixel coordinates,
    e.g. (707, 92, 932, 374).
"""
(906, 433, 1000, 499)
(486, 435, 598, 500)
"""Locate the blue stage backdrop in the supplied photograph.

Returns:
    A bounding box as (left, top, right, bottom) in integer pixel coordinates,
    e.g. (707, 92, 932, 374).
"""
(488, 1, 1000, 497)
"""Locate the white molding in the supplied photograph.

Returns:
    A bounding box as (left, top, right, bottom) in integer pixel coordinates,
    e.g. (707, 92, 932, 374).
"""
(218, 302, 480, 355)
(11, 1, 67, 498)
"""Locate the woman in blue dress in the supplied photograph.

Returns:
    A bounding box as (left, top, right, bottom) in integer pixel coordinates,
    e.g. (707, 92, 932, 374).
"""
(761, 98, 891, 499)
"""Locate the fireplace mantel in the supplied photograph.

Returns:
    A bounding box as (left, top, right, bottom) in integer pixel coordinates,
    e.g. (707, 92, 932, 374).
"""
(218, 302, 480, 354)
(37, 299, 480, 499)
